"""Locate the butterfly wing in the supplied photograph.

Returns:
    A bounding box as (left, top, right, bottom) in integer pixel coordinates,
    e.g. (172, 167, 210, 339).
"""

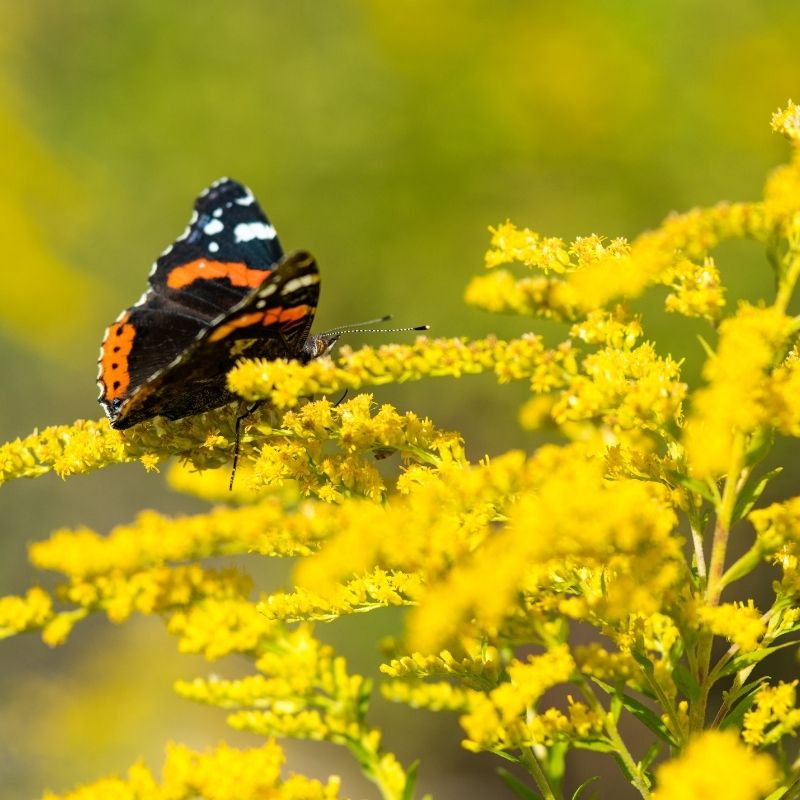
(148, 177, 285, 318)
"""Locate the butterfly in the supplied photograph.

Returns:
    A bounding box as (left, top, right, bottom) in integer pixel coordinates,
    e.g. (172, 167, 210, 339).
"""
(97, 178, 339, 430)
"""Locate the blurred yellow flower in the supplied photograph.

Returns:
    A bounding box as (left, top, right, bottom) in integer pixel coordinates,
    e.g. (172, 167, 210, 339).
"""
(653, 730, 776, 800)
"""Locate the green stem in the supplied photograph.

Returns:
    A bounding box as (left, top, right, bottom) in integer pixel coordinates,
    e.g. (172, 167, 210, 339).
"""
(577, 679, 651, 798)
(690, 435, 746, 732)
(517, 747, 558, 800)
(775, 246, 800, 313)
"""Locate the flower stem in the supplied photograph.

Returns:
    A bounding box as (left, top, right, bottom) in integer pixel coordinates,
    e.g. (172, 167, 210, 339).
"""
(517, 747, 558, 800)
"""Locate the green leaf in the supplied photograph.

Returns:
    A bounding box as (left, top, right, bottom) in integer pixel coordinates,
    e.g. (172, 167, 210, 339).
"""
(572, 776, 600, 800)
(744, 428, 774, 468)
(631, 651, 656, 677)
(638, 741, 661, 772)
(573, 738, 618, 754)
(617, 693, 677, 747)
(672, 661, 701, 703)
(672, 472, 716, 503)
(764, 788, 787, 800)
(718, 640, 798, 677)
(719, 544, 765, 590)
(401, 760, 420, 800)
(719, 679, 767, 731)
(611, 751, 638, 785)
(497, 768, 543, 800)
(731, 466, 782, 525)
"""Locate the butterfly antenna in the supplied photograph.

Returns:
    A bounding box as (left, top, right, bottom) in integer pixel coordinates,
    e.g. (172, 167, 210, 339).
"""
(320, 321, 429, 338)
(320, 315, 393, 334)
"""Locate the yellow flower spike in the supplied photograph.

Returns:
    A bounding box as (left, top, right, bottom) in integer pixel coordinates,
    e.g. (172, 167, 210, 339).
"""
(380, 679, 474, 712)
(261, 568, 423, 623)
(696, 601, 766, 653)
(459, 645, 586, 751)
(772, 100, 800, 143)
(406, 450, 681, 652)
(653, 730, 777, 800)
(684, 303, 793, 479)
(56, 565, 252, 625)
(31, 496, 331, 580)
(44, 739, 341, 800)
(464, 269, 580, 320)
(168, 598, 280, 659)
(743, 681, 800, 747)
(0, 587, 54, 639)
(228, 335, 572, 409)
(0, 402, 287, 486)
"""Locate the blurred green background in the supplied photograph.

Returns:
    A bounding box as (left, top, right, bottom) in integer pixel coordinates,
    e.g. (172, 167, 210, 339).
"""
(2, 2, 800, 798)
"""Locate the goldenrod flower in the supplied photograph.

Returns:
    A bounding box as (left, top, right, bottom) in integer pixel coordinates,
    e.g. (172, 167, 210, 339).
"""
(684, 303, 793, 478)
(653, 730, 776, 800)
(41, 740, 342, 800)
(743, 681, 800, 746)
(696, 601, 766, 653)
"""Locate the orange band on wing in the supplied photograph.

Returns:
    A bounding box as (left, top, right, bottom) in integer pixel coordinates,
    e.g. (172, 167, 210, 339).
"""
(207, 305, 313, 343)
(166, 260, 269, 290)
(100, 312, 136, 400)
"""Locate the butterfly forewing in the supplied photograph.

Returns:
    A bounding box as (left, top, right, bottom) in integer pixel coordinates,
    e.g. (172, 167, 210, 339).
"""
(148, 178, 285, 319)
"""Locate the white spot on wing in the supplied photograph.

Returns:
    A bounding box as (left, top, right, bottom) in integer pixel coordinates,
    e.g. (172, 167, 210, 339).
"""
(208, 241, 220, 253)
(212, 208, 223, 218)
(283, 274, 320, 294)
(176, 226, 191, 241)
(236, 192, 255, 206)
(256, 299, 267, 309)
(161, 244, 173, 256)
(134, 291, 150, 307)
(204, 218, 224, 235)
(258, 283, 278, 298)
(234, 221, 276, 242)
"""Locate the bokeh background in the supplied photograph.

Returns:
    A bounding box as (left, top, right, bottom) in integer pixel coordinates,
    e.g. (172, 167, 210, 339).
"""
(2, 2, 800, 798)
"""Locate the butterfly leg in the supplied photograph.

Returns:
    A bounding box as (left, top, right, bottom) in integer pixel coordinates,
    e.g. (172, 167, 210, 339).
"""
(229, 401, 264, 491)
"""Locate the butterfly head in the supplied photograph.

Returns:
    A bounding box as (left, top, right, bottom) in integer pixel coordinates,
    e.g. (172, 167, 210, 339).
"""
(301, 332, 341, 362)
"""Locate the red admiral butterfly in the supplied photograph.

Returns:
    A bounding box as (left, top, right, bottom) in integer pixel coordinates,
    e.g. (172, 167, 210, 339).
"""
(97, 178, 339, 429)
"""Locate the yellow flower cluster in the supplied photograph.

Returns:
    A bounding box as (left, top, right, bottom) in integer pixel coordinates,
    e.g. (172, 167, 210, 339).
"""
(653, 730, 776, 800)
(749, 497, 800, 552)
(167, 598, 279, 660)
(772, 100, 800, 142)
(41, 740, 341, 800)
(245, 394, 465, 500)
(459, 645, 602, 751)
(261, 568, 423, 622)
(380, 679, 474, 712)
(228, 334, 568, 408)
(380, 642, 501, 687)
(0, 419, 127, 484)
(30, 496, 332, 579)
(60, 565, 251, 626)
(403, 449, 681, 652)
(470, 189, 787, 325)
(176, 624, 412, 799)
(743, 681, 800, 746)
(695, 601, 765, 653)
(684, 304, 793, 478)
